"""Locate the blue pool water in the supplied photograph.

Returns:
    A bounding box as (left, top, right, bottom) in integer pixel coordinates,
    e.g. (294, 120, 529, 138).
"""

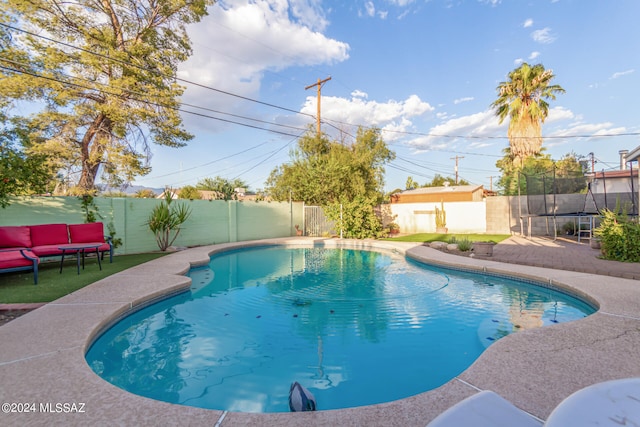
(86, 246, 595, 413)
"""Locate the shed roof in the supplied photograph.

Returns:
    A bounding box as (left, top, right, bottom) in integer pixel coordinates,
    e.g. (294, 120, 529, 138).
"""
(592, 169, 638, 179)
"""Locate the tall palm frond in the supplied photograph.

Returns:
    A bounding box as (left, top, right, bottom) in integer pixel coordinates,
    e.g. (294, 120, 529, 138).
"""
(492, 63, 565, 165)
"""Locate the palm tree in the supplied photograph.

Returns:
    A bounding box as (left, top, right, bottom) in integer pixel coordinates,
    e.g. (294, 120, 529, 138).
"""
(491, 63, 565, 166)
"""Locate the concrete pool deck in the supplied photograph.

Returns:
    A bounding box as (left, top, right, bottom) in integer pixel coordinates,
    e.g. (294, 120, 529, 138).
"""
(1, 237, 639, 426)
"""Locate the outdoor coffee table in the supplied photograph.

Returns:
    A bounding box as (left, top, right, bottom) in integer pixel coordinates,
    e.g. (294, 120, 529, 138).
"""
(58, 243, 102, 275)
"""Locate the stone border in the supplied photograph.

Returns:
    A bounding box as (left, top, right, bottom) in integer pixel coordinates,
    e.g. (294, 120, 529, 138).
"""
(1, 238, 639, 427)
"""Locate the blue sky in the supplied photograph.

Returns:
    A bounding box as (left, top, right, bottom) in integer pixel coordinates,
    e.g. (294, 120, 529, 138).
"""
(133, 0, 640, 193)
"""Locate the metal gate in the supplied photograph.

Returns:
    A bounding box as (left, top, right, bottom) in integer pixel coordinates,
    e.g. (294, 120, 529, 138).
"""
(303, 205, 336, 237)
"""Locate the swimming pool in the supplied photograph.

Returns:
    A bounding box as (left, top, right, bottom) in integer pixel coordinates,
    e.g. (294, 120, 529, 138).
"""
(86, 246, 595, 413)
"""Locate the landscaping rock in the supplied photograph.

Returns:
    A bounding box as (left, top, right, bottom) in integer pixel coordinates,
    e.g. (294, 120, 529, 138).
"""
(429, 241, 448, 249)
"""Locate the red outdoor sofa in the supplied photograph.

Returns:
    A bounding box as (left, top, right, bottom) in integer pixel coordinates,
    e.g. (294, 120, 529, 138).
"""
(0, 222, 113, 284)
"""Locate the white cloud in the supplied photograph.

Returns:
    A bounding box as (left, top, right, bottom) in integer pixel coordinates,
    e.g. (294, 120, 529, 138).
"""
(545, 107, 577, 124)
(360, 2, 389, 19)
(289, 0, 328, 31)
(479, 0, 501, 6)
(365, 1, 376, 17)
(178, 0, 349, 126)
(548, 122, 626, 138)
(545, 122, 627, 147)
(546, 106, 575, 123)
(523, 18, 533, 28)
(388, 0, 416, 6)
(529, 51, 540, 60)
(404, 105, 621, 154)
(531, 27, 557, 44)
(514, 58, 524, 65)
(610, 69, 635, 79)
(301, 93, 434, 140)
(351, 89, 369, 99)
(406, 110, 505, 150)
(453, 97, 474, 105)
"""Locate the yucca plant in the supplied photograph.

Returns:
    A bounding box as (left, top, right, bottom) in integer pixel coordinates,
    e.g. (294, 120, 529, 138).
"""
(146, 190, 192, 251)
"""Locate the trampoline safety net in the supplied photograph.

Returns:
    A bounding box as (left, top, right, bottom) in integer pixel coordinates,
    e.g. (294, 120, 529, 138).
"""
(522, 167, 638, 217)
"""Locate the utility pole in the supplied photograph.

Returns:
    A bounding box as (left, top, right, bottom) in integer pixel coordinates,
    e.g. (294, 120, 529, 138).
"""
(305, 76, 332, 135)
(487, 176, 495, 192)
(450, 155, 464, 184)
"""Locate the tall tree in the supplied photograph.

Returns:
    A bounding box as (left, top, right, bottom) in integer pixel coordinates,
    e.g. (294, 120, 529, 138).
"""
(267, 127, 394, 239)
(196, 176, 248, 200)
(1, 0, 213, 193)
(0, 109, 57, 207)
(491, 63, 565, 166)
(405, 176, 419, 190)
(422, 174, 470, 187)
(0, 140, 56, 208)
(266, 127, 395, 205)
(178, 185, 201, 200)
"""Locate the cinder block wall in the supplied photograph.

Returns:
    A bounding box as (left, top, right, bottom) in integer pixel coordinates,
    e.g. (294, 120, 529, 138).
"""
(0, 197, 303, 255)
(387, 192, 630, 237)
(2, 193, 631, 249)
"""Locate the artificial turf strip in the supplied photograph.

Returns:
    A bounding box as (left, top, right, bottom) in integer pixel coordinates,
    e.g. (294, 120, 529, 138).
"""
(0, 252, 168, 304)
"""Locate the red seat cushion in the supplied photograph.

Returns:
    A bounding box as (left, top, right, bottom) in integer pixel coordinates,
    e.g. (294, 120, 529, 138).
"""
(95, 242, 111, 253)
(0, 226, 32, 248)
(31, 245, 65, 257)
(29, 223, 69, 247)
(0, 249, 38, 269)
(68, 222, 106, 244)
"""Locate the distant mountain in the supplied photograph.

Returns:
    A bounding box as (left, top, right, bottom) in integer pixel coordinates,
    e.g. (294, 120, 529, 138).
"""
(100, 185, 164, 195)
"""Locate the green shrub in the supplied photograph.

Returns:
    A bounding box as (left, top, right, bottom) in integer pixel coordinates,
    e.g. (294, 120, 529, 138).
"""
(560, 221, 576, 235)
(594, 208, 640, 262)
(178, 185, 201, 200)
(145, 190, 192, 251)
(325, 196, 385, 239)
(456, 238, 473, 252)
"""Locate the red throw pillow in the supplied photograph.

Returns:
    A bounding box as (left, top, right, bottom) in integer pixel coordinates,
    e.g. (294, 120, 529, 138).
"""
(68, 222, 105, 243)
(0, 226, 32, 248)
(30, 224, 69, 246)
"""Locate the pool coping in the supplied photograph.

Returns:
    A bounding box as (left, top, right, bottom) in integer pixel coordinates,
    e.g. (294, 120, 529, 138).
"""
(1, 237, 639, 426)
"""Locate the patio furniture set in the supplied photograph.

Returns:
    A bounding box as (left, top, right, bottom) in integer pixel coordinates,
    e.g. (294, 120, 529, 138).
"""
(0, 222, 113, 284)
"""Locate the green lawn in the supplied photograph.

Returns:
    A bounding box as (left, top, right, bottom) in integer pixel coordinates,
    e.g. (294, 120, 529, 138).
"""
(383, 233, 511, 244)
(0, 253, 168, 304)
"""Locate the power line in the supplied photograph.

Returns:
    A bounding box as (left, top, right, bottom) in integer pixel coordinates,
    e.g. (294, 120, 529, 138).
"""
(1, 61, 614, 190)
(135, 140, 274, 182)
(232, 133, 302, 181)
(0, 59, 309, 187)
(0, 61, 308, 139)
(0, 23, 314, 119)
(4, 23, 639, 190)
(323, 115, 640, 140)
(5, 23, 639, 143)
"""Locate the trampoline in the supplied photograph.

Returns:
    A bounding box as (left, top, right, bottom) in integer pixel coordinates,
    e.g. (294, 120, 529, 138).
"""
(518, 165, 638, 241)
